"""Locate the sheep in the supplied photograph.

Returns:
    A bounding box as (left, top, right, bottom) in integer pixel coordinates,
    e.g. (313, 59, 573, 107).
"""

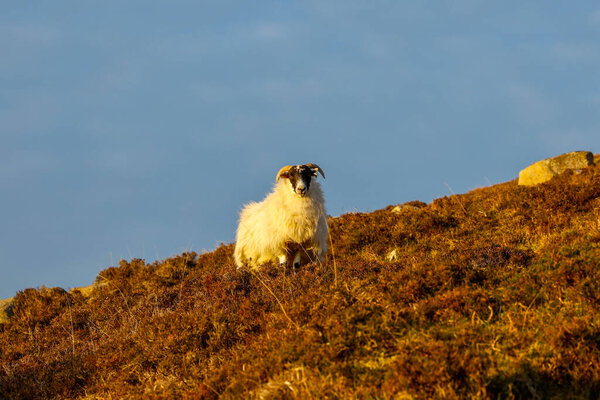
(234, 163, 328, 270)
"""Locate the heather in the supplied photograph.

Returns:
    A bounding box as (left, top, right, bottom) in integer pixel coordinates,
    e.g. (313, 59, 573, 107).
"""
(1, 157, 600, 399)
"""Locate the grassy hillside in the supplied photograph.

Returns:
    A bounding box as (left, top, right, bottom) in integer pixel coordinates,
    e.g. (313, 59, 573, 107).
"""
(1, 157, 600, 399)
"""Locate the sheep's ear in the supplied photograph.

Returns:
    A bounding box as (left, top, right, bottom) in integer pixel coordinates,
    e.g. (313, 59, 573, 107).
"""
(276, 165, 293, 181)
(305, 163, 325, 179)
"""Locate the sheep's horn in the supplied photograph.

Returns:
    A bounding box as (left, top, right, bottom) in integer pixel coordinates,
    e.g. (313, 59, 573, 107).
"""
(276, 165, 293, 181)
(305, 163, 325, 179)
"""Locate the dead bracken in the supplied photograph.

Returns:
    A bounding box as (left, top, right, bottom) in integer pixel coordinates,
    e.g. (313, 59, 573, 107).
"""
(1, 155, 600, 399)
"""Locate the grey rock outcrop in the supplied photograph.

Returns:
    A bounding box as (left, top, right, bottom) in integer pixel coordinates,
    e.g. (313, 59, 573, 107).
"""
(518, 151, 594, 186)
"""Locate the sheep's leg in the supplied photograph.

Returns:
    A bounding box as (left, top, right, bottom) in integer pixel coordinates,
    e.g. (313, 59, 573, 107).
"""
(293, 252, 302, 269)
(278, 254, 287, 266)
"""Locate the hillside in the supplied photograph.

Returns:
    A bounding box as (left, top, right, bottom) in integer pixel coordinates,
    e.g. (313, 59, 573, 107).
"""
(1, 156, 600, 399)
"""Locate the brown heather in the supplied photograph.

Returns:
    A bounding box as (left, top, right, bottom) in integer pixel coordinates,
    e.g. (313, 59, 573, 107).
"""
(2, 157, 600, 399)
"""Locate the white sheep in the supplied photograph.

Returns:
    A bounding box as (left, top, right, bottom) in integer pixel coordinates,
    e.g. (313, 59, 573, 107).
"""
(234, 163, 328, 269)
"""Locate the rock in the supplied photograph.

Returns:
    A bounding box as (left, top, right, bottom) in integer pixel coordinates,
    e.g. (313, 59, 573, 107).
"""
(387, 248, 400, 261)
(391, 200, 427, 213)
(0, 297, 14, 323)
(70, 282, 106, 297)
(518, 151, 594, 186)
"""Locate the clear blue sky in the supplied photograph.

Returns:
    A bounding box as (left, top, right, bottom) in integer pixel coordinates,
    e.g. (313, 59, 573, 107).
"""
(2, 2, 599, 298)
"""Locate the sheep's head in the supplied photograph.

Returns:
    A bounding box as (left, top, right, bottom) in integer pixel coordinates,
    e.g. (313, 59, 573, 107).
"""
(276, 164, 325, 197)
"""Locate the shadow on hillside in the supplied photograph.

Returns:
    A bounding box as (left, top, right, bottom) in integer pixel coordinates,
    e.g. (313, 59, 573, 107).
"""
(0, 357, 90, 400)
(486, 367, 600, 399)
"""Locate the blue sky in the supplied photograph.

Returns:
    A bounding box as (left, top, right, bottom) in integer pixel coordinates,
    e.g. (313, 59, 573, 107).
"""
(2, 2, 600, 298)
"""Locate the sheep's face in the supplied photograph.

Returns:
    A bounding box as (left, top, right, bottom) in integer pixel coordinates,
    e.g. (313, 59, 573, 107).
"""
(280, 165, 316, 198)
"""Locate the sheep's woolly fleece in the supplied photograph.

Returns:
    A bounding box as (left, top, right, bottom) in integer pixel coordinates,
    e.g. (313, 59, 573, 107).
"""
(234, 170, 327, 269)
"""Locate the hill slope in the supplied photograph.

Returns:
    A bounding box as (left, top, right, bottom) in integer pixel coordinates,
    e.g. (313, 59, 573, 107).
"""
(1, 158, 600, 399)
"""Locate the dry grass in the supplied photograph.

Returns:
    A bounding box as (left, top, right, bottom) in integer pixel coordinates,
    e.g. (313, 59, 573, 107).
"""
(1, 159, 600, 399)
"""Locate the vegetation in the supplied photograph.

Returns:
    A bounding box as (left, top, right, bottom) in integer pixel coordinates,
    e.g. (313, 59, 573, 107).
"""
(1, 157, 600, 399)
